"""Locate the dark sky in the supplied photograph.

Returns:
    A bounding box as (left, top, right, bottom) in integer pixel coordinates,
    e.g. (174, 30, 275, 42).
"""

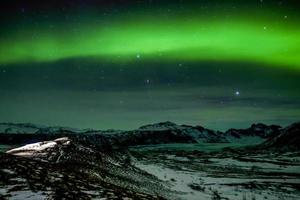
(0, 0, 299, 130)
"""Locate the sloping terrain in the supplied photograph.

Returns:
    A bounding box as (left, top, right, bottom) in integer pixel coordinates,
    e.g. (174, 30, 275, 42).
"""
(262, 122, 300, 151)
(132, 147, 300, 200)
(0, 137, 169, 199)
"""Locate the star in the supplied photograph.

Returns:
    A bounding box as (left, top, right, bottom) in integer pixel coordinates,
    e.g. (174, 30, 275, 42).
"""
(235, 91, 240, 96)
(136, 54, 141, 59)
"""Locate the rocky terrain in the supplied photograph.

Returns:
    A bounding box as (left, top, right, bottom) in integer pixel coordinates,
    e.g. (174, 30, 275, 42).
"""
(224, 123, 281, 140)
(0, 121, 299, 199)
(133, 147, 300, 200)
(262, 122, 300, 151)
(0, 137, 169, 199)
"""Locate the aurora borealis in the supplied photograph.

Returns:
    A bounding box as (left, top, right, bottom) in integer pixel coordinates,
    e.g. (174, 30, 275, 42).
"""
(0, 0, 300, 130)
(1, 2, 300, 68)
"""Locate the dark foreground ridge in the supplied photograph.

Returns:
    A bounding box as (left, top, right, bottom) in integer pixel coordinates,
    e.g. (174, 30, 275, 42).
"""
(0, 137, 168, 199)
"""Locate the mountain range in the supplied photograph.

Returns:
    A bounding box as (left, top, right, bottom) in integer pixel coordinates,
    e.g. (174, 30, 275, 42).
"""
(0, 121, 299, 150)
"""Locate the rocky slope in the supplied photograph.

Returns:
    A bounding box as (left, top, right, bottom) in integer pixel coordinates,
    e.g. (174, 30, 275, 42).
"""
(262, 122, 300, 151)
(224, 123, 281, 140)
(0, 137, 169, 199)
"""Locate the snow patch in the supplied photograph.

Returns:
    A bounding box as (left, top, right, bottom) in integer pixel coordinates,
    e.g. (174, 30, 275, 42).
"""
(6, 137, 70, 156)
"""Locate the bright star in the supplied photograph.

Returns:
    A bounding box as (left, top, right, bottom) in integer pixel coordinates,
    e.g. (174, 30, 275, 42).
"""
(235, 91, 240, 96)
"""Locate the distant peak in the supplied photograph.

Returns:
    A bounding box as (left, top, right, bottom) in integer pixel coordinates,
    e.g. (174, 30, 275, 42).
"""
(138, 121, 178, 130)
(250, 123, 268, 128)
(157, 121, 178, 126)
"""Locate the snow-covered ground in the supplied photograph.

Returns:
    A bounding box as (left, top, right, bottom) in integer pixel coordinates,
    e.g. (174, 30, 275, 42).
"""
(134, 149, 300, 200)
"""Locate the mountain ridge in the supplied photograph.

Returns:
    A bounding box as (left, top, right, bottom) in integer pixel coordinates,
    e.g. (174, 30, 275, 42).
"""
(0, 121, 298, 149)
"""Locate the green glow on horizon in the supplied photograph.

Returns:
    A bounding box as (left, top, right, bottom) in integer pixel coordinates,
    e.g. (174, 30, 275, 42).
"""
(1, 11, 300, 68)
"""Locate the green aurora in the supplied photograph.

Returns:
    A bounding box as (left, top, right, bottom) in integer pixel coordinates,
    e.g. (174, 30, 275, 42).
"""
(0, 0, 300, 130)
(1, 7, 300, 69)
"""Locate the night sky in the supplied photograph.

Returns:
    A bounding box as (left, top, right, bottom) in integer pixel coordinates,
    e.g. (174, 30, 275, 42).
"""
(0, 0, 300, 130)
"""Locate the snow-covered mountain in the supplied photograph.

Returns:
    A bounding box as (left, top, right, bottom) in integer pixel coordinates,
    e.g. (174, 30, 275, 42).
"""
(0, 121, 227, 147)
(0, 121, 291, 148)
(137, 121, 226, 143)
(0, 123, 42, 134)
(0, 122, 90, 134)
